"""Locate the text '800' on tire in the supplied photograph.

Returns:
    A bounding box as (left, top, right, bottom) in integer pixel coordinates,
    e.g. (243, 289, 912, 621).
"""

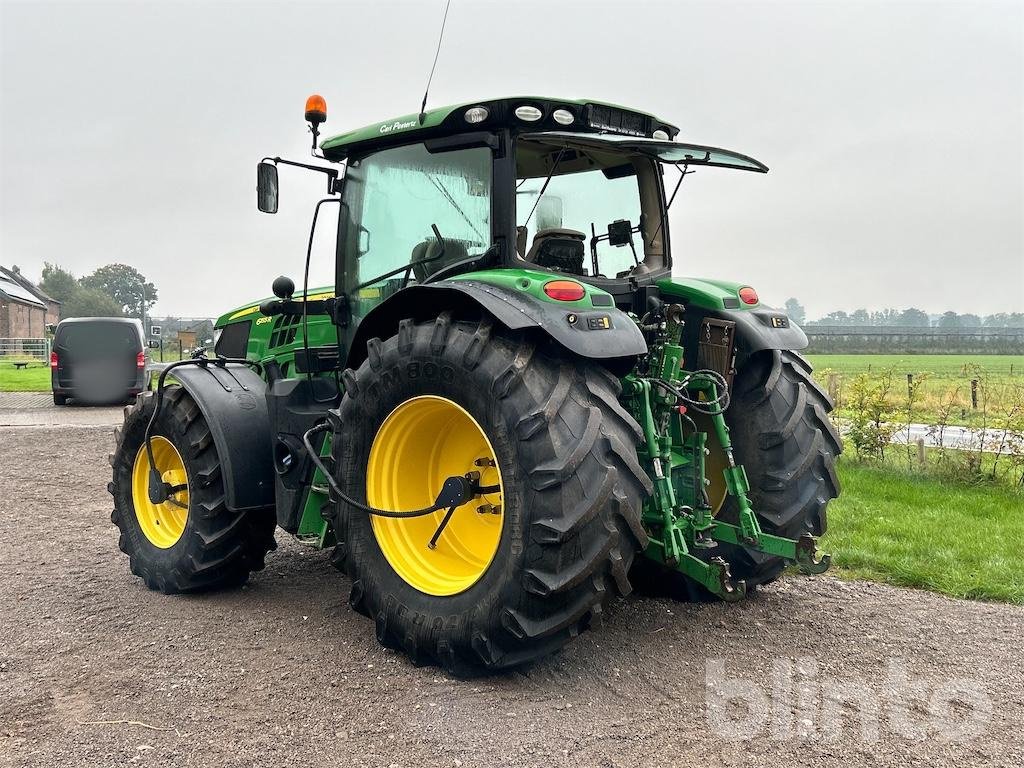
(109, 388, 277, 593)
(329, 316, 652, 673)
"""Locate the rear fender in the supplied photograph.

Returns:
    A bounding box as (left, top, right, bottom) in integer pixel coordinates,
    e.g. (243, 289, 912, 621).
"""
(658, 278, 807, 362)
(169, 364, 275, 512)
(347, 278, 648, 370)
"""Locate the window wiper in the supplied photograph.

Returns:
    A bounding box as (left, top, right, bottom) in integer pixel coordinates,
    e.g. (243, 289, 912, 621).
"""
(648, 163, 694, 248)
(352, 224, 449, 293)
(427, 175, 485, 241)
(523, 148, 566, 228)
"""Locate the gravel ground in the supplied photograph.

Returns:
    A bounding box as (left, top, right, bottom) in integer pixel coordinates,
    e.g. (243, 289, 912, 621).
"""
(1, 407, 1022, 767)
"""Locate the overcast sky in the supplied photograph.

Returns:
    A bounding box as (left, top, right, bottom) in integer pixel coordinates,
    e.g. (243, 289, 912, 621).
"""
(1, 0, 1021, 320)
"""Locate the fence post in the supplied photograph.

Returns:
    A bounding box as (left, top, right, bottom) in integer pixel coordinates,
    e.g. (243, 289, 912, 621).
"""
(916, 438, 926, 469)
(971, 379, 978, 410)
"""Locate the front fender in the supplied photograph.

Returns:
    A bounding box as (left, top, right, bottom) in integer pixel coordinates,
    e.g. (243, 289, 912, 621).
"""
(169, 364, 275, 512)
(348, 277, 647, 370)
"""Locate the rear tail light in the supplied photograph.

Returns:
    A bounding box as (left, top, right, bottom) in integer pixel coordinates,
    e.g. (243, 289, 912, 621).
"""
(543, 280, 586, 302)
(50, 351, 58, 369)
(136, 351, 146, 369)
(738, 286, 759, 305)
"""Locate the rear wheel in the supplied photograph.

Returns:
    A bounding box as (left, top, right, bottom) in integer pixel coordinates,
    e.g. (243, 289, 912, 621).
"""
(52, 393, 67, 406)
(329, 316, 652, 672)
(109, 388, 277, 593)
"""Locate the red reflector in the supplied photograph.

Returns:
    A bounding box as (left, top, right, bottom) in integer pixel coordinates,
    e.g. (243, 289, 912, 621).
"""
(50, 351, 58, 369)
(136, 351, 146, 369)
(738, 286, 759, 305)
(543, 280, 586, 302)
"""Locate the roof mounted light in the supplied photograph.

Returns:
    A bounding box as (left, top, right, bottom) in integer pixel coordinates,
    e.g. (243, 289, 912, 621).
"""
(464, 106, 489, 124)
(738, 286, 759, 305)
(552, 108, 575, 126)
(514, 105, 543, 122)
(652, 129, 670, 141)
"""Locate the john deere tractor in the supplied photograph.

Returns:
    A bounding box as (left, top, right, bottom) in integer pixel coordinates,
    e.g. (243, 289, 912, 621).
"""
(109, 95, 840, 672)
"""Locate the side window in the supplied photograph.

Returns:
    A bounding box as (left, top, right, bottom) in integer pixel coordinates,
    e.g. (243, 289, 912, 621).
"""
(342, 143, 491, 307)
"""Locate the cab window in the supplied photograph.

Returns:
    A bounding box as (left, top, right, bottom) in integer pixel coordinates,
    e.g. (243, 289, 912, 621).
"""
(342, 143, 492, 305)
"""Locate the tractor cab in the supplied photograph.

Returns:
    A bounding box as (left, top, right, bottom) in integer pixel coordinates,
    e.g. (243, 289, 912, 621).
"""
(257, 96, 768, 333)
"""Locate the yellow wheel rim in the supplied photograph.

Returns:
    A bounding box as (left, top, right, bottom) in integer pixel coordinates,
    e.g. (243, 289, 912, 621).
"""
(367, 395, 504, 596)
(131, 436, 189, 548)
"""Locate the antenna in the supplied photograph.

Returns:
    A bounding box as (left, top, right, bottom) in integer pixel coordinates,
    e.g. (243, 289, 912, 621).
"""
(418, 0, 452, 125)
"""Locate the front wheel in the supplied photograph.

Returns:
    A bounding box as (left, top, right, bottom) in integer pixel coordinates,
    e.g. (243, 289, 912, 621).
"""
(329, 316, 652, 673)
(109, 388, 277, 593)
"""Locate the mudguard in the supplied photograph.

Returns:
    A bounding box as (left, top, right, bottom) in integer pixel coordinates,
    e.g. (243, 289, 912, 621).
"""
(169, 364, 275, 512)
(714, 306, 808, 354)
(347, 279, 648, 369)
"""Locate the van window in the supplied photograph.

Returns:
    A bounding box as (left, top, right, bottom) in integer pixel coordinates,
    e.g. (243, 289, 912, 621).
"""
(56, 322, 140, 357)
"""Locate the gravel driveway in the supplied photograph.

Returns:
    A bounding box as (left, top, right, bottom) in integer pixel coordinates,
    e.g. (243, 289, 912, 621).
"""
(1, 404, 1021, 767)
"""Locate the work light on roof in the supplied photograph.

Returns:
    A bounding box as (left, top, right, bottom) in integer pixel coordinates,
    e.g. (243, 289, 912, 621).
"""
(552, 108, 575, 126)
(464, 106, 489, 124)
(514, 105, 543, 122)
(652, 129, 670, 141)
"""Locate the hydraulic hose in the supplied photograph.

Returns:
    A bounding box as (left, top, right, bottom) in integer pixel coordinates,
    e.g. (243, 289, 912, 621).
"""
(301, 422, 499, 519)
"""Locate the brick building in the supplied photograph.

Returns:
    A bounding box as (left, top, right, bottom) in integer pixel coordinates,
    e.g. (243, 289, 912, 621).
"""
(0, 266, 61, 338)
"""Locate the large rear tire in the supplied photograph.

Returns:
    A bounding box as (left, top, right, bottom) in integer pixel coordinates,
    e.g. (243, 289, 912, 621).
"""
(329, 316, 652, 673)
(109, 388, 277, 593)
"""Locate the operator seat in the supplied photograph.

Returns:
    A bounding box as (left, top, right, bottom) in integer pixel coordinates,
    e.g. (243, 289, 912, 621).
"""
(525, 228, 586, 275)
(410, 237, 470, 282)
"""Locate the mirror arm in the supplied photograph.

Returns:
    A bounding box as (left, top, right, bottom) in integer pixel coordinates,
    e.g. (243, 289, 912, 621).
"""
(263, 156, 340, 195)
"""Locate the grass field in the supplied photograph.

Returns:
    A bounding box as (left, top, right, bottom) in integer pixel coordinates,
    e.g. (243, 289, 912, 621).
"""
(824, 462, 1023, 603)
(806, 353, 1023, 427)
(0, 362, 51, 392)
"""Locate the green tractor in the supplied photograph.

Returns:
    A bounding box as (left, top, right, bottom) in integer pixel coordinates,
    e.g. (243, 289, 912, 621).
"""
(109, 95, 840, 672)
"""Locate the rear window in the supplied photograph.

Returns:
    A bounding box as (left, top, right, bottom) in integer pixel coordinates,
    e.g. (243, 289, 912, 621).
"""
(215, 321, 251, 358)
(56, 322, 140, 356)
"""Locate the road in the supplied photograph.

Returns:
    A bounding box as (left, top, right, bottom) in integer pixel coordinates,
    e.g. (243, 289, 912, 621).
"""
(1, 400, 1022, 767)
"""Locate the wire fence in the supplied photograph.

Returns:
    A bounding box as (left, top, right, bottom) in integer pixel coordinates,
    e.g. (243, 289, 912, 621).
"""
(804, 326, 1024, 354)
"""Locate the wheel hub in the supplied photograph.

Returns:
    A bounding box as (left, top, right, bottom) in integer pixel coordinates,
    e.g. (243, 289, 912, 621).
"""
(366, 395, 504, 596)
(131, 436, 189, 548)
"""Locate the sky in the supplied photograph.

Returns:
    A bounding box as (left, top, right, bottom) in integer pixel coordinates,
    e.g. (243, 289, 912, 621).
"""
(1, 0, 1021, 320)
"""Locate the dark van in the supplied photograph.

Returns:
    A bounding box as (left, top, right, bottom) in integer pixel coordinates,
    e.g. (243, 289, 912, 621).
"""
(50, 318, 147, 405)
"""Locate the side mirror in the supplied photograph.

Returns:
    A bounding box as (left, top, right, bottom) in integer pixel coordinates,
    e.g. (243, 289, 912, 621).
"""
(257, 161, 279, 214)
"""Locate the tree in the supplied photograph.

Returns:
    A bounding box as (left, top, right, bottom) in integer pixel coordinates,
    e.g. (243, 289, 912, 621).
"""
(79, 264, 157, 318)
(896, 308, 930, 327)
(850, 309, 871, 326)
(984, 313, 1010, 327)
(820, 310, 850, 325)
(39, 263, 80, 305)
(871, 308, 900, 326)
(937, 311, 961, 328)
(960, 313, 982, 327)
(784, 298, 806, 324)
(61, 286, 123, 318)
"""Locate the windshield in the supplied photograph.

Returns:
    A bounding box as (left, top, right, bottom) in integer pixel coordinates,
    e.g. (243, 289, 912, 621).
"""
(342, 142, 492, 299)
(515, 139, 664, 279)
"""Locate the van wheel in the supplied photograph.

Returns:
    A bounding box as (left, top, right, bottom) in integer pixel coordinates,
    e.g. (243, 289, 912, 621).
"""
(53, 393, 67, 406)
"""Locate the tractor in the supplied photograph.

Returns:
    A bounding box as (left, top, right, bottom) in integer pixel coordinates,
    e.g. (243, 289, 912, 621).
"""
(108, 95, 841, 672)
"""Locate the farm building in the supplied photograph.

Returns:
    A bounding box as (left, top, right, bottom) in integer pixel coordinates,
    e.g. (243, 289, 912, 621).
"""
(0, 265, 61, 338)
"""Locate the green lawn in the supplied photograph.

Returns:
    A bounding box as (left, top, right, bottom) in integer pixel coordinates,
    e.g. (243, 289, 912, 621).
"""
(824, 462, 1024, 603)
(0, 363, 51, 392)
